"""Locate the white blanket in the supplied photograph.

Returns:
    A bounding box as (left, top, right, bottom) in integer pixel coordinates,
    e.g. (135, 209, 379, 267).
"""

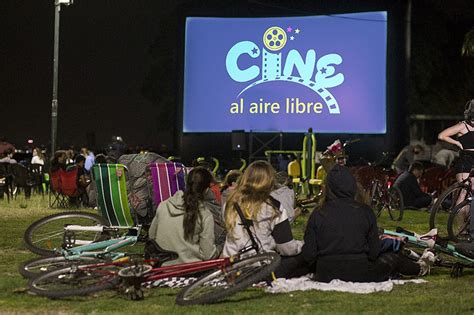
(266, 275, 427, 294)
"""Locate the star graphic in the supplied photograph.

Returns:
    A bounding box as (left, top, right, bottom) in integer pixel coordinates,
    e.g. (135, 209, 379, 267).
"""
(320, 67, 327, 74)
(290, 36, 295, 41)
(251, 47, 258, 55)
(286, 26, 293, 33)
(295, 28, 301, 34)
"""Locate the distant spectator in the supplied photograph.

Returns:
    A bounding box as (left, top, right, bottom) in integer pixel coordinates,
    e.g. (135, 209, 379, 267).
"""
(0, 137, 15, 158)
(80, 147, 95, 172)
(94, 154, 108, 164)
(50, 150, 67, 172)
(393, 161, 432, 209)
(107, 136, 127, 161)
(74, 155, 90, 188)
(430, 141, 457, 167)
(220, 170, 242, 205)
(31, 147, 45, 165)
(271, 171, 297, 222)
(0, 148, 17, 164)
(433, 149, 458, 167)
(65, 149, 75, 165)
(392, 144, 424, 174)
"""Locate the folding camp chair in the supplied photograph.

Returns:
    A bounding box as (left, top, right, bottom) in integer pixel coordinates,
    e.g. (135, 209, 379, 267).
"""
(149, 162, 186, 207)
(92, 164, 135, 228)
(48, 168, 81, 208)
(0, 163, 13, 202)
(29, 164, 45, 197)
(49, 169, 65, 208)
(10, 163, 37, 199)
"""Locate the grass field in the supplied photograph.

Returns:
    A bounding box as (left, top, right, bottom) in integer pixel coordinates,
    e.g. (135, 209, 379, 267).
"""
(0, 195, 473, 314)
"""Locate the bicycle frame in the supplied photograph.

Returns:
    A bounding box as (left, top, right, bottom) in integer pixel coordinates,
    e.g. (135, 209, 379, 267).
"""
(383, 229, 474, 265)
(57, 224, 141, 261)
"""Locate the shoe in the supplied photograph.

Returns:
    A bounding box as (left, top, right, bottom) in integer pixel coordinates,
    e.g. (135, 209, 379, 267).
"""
(417, 249, 437, 276)
(403, 248, 421, 260)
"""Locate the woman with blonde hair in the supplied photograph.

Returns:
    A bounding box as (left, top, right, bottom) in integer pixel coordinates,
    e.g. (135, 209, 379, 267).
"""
(223, 160, 306, 278)
(31, 147, 45, 165)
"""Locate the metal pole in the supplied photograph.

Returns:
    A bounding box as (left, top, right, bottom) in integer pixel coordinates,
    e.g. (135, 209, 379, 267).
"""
(51, 0, 60, 154)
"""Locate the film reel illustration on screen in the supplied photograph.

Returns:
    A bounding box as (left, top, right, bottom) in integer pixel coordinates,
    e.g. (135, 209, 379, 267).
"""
(225, 26, 345, 114)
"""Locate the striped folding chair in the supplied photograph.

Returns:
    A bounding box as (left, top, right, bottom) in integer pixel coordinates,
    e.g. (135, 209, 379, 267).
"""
(149, 162, 186, 207)
(92, 164, 135, 228)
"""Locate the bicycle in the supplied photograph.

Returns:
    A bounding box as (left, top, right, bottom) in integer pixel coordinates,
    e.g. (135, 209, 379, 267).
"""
(369, 170, 404, 221)
(429, 170, 473, 238)
(20, 211, 141, 279)
(447, 191, 472, 243)
(20, 164, 143, 278)
(383, 227, 474, 277)
(27, 203, 280, 305)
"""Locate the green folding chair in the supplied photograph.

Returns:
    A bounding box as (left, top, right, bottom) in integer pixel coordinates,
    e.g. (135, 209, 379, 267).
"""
(92, 164, 135, 228)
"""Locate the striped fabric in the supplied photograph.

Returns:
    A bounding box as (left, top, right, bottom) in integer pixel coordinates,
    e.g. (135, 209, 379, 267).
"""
(149, 162, 186, 206)
(92, 164, 134, 227)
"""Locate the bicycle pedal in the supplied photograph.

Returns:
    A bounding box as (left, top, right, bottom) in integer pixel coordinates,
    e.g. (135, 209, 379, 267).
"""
(123, 286, 145, 301)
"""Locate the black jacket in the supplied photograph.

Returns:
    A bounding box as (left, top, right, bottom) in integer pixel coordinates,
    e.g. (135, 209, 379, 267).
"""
(393, 171, 423, 207)
(302, 165, 380, 281)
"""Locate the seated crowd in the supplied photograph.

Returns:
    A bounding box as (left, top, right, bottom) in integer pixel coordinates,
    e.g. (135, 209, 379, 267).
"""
(0, 138, 438, 282)
(147, 160, 435, 282)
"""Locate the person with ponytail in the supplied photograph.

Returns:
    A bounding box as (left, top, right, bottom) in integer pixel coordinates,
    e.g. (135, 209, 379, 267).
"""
(148, 167, 219, 265)
(223, 160, 307, 278)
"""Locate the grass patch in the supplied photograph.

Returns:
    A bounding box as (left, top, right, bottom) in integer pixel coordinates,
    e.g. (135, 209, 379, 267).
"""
(0, 196, 473, 314)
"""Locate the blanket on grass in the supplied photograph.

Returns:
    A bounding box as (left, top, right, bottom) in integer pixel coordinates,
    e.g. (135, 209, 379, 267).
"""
(266, 275, 427, 294)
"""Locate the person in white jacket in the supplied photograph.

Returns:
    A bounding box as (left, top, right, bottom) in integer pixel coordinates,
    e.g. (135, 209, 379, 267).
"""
(223, 160, 307, 278)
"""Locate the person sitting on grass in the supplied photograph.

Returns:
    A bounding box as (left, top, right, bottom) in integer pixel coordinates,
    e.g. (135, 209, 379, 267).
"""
(393, 161, 432, 210)
(223, 160, 308, 279)
(302, 165, 435, 283)
(148, 167, 219, 265)
(270, 171, 298, 222)
(220, 169, 242, 206)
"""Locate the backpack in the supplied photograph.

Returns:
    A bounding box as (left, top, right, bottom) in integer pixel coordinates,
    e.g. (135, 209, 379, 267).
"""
(118, 152, 169, 225)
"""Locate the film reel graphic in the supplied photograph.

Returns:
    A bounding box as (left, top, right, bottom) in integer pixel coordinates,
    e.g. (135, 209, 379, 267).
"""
(263, 27, 287, 51)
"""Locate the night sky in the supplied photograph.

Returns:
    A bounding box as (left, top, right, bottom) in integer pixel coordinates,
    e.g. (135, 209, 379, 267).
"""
(3, 0, 171, 151)
(2, 0, 473, 156)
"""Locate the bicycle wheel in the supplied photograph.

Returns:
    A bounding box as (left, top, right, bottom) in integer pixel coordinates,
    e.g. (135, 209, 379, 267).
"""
(429, 182, 471, 238)
(28, 262, 121, 298)
(24, 212, 109, 256)
(19, 256, 100, 279)
(369, 182, 384, 217)
(388, 186, 404, 221)
(176, 252, 280, 306)
(447, 199, 471, 242)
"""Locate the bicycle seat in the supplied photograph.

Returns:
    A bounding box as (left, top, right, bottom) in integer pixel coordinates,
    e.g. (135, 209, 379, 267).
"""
(454, 242, 474, 259)
(144, 239, 179, 264)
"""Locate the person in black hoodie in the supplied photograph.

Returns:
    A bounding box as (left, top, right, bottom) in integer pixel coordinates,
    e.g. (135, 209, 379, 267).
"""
(302, 165, 431, 282)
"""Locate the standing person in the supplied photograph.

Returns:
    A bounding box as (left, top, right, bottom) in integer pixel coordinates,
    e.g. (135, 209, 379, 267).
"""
(80, 147, 95, 172)
(392, 144, 424, 174)
(393, 162, 432, 209)
(438, 99, 474, 240)
(223, 161, 306, 279)
(302, 165, 434, 282)
(31, 148, 45, 166)
(148, 167, 219, 265)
